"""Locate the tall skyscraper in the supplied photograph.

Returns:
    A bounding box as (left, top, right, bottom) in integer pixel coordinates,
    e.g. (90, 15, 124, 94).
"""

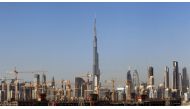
(127, 70, 132, 81)
(51, 76, 55, 88)
(133, 70, 140, 92)
(34, 74, 40, 87)
(34, 74, 40, 100)
(126, 70, 132, 101)
(172, 61, 181, 98)
(147, 66, 154, 86)
(148, 66, 154, 77)
(182, 67, 189, 94)
(92, 18, 100, 94)
(164, 66, 169, 89)
(173, 61, 179, 90)
(42, 73, 46, 84)
(42, 73, 47, 94)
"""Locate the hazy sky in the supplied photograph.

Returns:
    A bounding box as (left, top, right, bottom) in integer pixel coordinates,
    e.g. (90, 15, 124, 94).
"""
(0, 2, 190, 87)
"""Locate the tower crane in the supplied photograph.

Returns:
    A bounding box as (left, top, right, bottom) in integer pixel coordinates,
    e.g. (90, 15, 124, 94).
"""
(7, 67, 47, 101)
(0, 77, 23, 82)
(8, 67, 47, 80)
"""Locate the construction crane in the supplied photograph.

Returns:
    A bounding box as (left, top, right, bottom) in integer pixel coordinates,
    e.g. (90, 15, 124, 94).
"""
(7, 67, 47, 101)
(8, 67, 47, 80)
(0, 77, 23, 85)
(0, 77, 22, 82)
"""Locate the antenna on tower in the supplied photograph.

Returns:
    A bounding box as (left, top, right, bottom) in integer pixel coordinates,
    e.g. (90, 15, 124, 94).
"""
(94, 14, 97, 37)
(128, 66, 131, 70)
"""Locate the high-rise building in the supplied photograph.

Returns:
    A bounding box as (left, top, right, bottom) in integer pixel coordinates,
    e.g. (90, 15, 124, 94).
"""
(182, 67, 189, 94)
(42, 73, 47, 94)
(9, 79, 15, 101)
(148, 66, 154, 77)
(164, 66, 169, 89)
(66, 80, 72, 101)
(19, 82, 26, 101)
(157, 83, 164, 99)
(148, 66, 154, 86)
(164, 66, 171, 99)
(0, 80, 7, 102)
(172, 61, 180, 98)
(92, 18, 100, 94)
(34, 74, 40, 86)
(173, 61, 179, 90)
(42, 73, 46, 85)
(34, 74, 40, 100)
(51, 76, 55, 88)
(126, 70, 132, 101)
(133, 70, 140, 94)
(127, 70, 132, 82)
(179, 73, 183, 95)
(75, 77, 85, 98)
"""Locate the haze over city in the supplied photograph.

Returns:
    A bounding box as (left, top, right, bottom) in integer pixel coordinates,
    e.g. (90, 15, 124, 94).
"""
(0, 2, 190, 87)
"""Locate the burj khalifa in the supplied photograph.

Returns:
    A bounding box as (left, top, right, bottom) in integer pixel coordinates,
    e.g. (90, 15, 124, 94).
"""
(92, 18, 100, 94)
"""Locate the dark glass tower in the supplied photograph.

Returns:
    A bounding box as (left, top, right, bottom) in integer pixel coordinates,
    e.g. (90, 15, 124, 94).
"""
(173, 61, 179, 90)
(182, 67, 189, 94)
(92, 18, 100, 94)
(42, 73, 46, 85)
(148, 66, 154, 77)
(126, 70, 132, 100)
(148, 66, 154, 86)
(127, 70, 132, 82)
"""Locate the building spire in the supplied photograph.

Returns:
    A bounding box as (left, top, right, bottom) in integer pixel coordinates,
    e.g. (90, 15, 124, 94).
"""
(93, 17, 97, 48)
(94, 17, 97, 38)
(92, 17, 100, 94)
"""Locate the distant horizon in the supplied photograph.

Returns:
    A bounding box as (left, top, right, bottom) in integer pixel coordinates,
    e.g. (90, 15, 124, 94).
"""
(0, 2, 190, 88)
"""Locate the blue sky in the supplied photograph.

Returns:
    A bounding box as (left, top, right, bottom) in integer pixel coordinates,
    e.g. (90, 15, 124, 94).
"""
(0, 2, 190, 87)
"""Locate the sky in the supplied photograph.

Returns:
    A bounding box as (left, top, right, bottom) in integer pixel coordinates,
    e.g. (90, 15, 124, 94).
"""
(0, 2, 190, 87)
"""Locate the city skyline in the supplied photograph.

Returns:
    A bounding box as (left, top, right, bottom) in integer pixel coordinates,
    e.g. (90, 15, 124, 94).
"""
(0, 3, 190, 86)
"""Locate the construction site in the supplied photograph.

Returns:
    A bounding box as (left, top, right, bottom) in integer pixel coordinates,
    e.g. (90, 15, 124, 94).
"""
(0, 67, 183, 106)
